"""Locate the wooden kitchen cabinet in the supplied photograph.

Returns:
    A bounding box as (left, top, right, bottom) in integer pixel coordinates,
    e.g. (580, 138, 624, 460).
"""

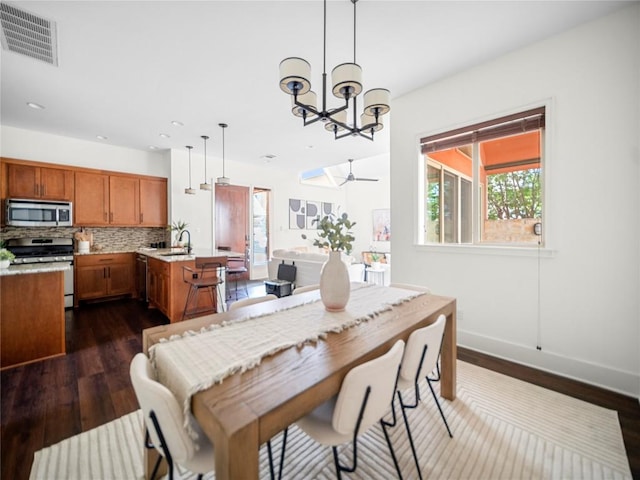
(148, 257, 170, 317)
(140, 177, 168, 226)
(1, 269, 66, 369)
(5, 161, 74, 201)
(74, 171, 109, 225)
(146, 256, 226, 323)
(110, 175, 140, 225)
(75, 172, 165, 227)
(75, 253, 135, 305)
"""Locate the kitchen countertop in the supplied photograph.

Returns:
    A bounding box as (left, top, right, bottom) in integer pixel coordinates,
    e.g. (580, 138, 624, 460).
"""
(74, 247, 245, 263)
(0, 263, 71, 277)
(141, 248, 245, 262)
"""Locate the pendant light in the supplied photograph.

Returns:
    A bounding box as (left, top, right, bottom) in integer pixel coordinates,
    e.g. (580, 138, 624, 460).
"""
(216, 123, 230, 186)
(184, 145, 196, 195)
(199, 135, 212, 191)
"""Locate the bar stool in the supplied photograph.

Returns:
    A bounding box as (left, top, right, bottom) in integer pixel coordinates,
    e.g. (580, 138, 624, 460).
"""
(218, 247, 248, 300)
(181, 256, 227, 320)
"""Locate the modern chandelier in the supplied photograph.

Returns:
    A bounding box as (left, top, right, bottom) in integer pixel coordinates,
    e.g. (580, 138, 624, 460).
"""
(200, 135, 212, 191)
(216, 123, 230, 186)
(279, 0, 390, 141)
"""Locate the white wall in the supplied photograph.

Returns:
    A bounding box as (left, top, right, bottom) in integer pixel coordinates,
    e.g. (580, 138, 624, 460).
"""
(168, 148, 351, 257)
(391, 5, 640, 397)
(1, 126, 170, 177)
(345, 174, 391, 258)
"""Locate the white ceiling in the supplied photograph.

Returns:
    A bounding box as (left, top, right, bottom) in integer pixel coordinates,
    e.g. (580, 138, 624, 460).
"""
(0, 0, 631, 179)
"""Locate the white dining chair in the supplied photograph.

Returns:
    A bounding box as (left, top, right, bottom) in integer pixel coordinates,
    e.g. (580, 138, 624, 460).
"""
(395, 314, 452, 480)
(129, 353, 215, 480)
(290, 340, 406, 479)
(292, 284, 320, 295)
(228, 294, 278, 311)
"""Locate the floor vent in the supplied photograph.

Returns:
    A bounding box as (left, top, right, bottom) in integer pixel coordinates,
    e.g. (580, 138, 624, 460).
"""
(0, 2, 58, 66)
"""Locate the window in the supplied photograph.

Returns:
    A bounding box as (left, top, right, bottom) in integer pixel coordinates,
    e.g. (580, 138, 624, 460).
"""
(420, 107, 544, 246)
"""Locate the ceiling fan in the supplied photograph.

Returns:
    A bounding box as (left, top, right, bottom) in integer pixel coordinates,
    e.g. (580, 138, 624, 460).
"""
(339, 159, 379, 186)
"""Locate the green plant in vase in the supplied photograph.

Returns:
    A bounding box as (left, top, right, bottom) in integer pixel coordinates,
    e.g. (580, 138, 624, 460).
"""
(0, 248, 15, 268)
(302, 212, 357, 312)
(168, 220, 188, 246)
(302, 213, 356, 254)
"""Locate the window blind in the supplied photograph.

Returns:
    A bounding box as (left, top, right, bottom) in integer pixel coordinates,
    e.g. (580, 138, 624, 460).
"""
(421, 107, 545, 154)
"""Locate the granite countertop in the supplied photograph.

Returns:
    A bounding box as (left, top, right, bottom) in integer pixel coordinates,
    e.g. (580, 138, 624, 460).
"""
(74, 247, 243, 263)
(0, 263, 71, 277)
(140, 248, 245, 262)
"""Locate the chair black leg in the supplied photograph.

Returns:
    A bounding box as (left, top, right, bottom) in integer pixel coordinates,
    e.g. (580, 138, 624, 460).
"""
(332, 446, 344, 480)
(380, 418, 404, 479)
(267, 427, 288, 480)
(398, 391, 423, 480)
(426, 377, 453, 438)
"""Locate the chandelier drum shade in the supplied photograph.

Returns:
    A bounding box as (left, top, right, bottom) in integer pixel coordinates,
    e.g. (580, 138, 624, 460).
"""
(216, 123, 230, 186)
(200, 135, 212, 191)
(184, 145, 196, 195)
(278, 0, 390, 141)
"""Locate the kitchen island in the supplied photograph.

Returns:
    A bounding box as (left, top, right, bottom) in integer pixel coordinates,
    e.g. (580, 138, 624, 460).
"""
(140, 248, 243, 323)
(0, 263, 69, 369)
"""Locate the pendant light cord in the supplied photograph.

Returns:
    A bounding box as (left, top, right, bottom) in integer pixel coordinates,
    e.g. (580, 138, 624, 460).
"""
(353, 0, 357, 63)
(222, 127, 226, 177)
(187, 146, 193, 188)
(202, 136, 208, 180)
(323, 0, 327, 74)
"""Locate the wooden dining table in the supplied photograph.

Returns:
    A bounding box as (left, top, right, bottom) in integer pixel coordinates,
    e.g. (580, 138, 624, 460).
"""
(142, 285, 456, 480)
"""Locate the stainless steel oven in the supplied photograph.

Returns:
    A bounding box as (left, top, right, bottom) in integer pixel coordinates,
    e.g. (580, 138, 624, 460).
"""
(5, 198, 73, 227)
(5, 237, 74, 308)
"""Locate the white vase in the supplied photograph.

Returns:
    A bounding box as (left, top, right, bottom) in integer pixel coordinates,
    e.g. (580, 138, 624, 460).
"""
(0, 259, 10, 269)
(320, 251, 351, 312)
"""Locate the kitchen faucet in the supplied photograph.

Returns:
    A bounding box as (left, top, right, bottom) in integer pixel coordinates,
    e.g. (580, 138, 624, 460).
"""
(178, 230, 192, 254)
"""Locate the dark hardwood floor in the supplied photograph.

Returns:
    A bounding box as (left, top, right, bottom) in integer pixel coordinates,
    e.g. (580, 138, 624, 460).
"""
(2, 290, 638, 480)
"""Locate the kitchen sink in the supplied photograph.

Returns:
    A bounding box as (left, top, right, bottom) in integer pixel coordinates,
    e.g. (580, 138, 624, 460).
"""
(160, 251, 189, 256)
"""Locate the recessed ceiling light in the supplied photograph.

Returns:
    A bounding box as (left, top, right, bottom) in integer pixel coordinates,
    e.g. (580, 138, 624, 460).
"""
(149, 145, 159, 150)
(159, 133, 170, 139)
(96, 135, 108, 140)
(305, 145, 314, 149)
(171, 120, 184, 127)
(27, 102, 45, 109)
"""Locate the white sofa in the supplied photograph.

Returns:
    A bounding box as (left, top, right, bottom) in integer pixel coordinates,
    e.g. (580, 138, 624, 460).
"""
(268, 249, 364, 287)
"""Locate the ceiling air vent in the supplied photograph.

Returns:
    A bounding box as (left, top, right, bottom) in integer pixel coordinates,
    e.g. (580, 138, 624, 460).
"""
(0, 2, 58, 66)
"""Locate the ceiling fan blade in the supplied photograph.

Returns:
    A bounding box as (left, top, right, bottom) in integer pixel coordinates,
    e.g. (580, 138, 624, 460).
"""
(339, 178, 350, 186)
(354, 177, 379, 182)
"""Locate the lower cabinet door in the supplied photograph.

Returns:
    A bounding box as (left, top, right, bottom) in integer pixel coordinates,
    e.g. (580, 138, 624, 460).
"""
(76, 265, 108, 300)
(108, 263, 133, 295)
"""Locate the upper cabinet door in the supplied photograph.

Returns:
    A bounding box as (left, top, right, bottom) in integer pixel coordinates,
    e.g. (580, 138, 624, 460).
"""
(109, 176, 140, 226)
(74, 171, 109, 225)
(39, 167, 74, 200)
(140, 177, 167, 226)
(7, 164, 74, 201)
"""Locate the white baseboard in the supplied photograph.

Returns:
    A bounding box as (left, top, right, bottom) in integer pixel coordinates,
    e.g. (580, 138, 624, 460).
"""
(458, 330, 640, 400)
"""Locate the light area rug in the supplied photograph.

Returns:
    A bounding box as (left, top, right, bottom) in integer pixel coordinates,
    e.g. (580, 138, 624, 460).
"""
(29, 361, 632, 480)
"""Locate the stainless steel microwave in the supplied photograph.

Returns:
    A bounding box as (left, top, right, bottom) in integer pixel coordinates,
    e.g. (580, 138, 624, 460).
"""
(5, 199, 73, 227)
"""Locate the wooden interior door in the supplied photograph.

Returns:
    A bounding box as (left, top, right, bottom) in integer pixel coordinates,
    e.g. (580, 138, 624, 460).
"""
(215, 185, 249, 276)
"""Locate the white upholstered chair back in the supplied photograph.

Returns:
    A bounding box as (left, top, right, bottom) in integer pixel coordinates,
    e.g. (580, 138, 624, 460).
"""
(332, 339, 405, 435)
(398, 314, 446, 389)
(129, 353, 215, 474)
(228, 294, 278, 311)
(292, 284, 320, 295)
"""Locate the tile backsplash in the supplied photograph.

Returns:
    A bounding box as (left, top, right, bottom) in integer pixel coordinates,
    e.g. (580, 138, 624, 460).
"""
(1, 226, 168, 251)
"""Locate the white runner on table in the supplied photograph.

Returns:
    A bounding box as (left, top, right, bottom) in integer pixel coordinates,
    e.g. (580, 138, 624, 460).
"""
(149, 283, 426, 438)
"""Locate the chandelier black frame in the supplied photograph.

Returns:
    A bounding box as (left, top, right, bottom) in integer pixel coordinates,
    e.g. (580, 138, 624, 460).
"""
(279, 0, 390, 141)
